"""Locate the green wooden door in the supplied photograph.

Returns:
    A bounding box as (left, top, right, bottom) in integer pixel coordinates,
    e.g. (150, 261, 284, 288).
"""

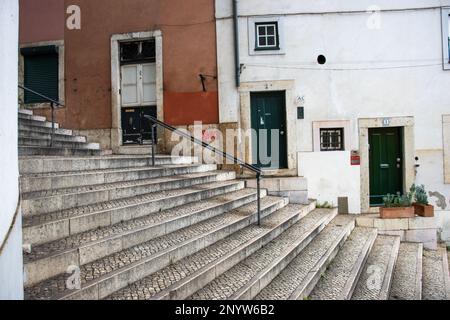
(369, 127, 403, 206)
(250, 91, 287, 169)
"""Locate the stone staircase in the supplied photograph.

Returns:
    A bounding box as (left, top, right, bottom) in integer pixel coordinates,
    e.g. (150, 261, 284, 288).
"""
(18, 108, 101, 156)
(19, 110, 450, 300)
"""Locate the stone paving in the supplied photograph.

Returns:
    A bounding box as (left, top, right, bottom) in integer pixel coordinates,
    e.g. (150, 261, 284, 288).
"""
(389, 243, 422, 300)
(23, 180, 242, 227)
(188, 209, 334, 300)
(24, 197, 280, 300)
(422, 248, 450, 300)
(24, 188, 258, 263)
(351, 235, 399, 300)
(106, 204, 308, 300)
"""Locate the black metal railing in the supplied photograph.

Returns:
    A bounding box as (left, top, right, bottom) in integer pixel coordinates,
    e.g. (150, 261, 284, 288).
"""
(18, 85, 64, 147)
(144, 115, 263, 226)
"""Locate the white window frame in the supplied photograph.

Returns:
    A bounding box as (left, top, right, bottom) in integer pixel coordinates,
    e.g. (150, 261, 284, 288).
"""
(255, 22, 279, 50)
(441, 8, 450, 70)
(248, 16, 285, 56)
(313, 120, 351, 152)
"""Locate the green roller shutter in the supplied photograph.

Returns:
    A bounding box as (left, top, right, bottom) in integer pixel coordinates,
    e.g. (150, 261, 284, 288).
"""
(22, 46, 59, 103)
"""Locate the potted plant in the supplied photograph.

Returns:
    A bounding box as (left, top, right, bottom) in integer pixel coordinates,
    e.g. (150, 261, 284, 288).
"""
(380, 191, 415, 219)
(412, 184, 434, 217)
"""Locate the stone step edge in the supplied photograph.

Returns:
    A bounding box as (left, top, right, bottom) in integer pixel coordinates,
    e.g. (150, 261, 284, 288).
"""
(23, 180, 246, 248)
(441, 249, 450, 300)
(56, 197, 289, 300)
(22, 170, 233, 201)
(151, 201, 317, 300)
(19, 129, 86, 141)
(19, 124, 73, 136)
(24, 188, 265, 269)
(287, 219, 356, 300)
(379, 236, 402, 300)
(416, 244, 424, 300)
(19, 109, 34, 116)
(19, 137, 100, 149)
(339, 229, 378, 300)
(229, 208, 339, 300)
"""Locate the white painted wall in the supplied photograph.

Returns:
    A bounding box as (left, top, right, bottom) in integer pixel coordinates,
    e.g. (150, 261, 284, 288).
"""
(216, 1, 450, 242)
(0, 0, 24, 300)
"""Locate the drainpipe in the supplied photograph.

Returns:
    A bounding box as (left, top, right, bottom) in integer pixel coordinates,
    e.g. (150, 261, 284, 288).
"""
(233, 0, 240, 87)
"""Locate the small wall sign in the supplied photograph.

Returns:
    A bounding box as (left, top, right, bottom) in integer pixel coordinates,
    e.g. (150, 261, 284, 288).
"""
(382, 118, 391, 127)
(351, 150, 361, 166)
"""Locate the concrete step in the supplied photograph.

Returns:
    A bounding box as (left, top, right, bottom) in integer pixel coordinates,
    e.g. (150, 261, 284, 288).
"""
(20, 164, 217, 193)
(309, 227, 377, 300)
(189, 208, 339, 300)
(422, 248, 450, 300)
(18, 112, 48, 122)
(19, 116, 60, 129)
(24, 196, 287, 299)
(19, 136, 100, 150)
(19, 108, 34, 116)
(24, 188, 267, 287)
(106, 202, 317, 300)
(19, 155, 195, 174)
(22, 170, 236, 217)
(23, 180, 246, 246)
(389, 243, 423, 300)
(351, 235, 401, 300)
(19, 146, 102, 157)
(20, 129, 87, 143)
(255, 215, 355, 300)
(19, 122, 73, 136)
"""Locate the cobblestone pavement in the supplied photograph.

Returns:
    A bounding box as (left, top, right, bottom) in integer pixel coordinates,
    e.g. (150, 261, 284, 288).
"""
(24, 188, 257, 263)
(188, 209, 334, 300)
(22, 171, 224, 199)
(255, 216, 353, 300)
(389, 243, 422, 300)
(24, 197, 280, 300)
(422, 248, 450, 300)
(106, 204, 308, 300)
(352, 235, 399, 300)
(309, 227, 376, 300)
(23, 180, 241, 227)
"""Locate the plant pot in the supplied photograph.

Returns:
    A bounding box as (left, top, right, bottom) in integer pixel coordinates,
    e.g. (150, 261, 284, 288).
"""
(380, 206, 415, 219)
(413, 203, 434, 217)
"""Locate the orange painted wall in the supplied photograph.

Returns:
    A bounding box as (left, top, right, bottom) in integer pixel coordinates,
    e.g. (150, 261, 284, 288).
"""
(63, 0, 218, 129)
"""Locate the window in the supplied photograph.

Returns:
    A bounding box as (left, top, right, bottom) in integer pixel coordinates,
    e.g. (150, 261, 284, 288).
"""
(255, 22, 279, 50)
(320, 128, 345, 151)
(120, 39, 156, 64)
(441, 8, 450, 70)
(21, 46, 59, 103)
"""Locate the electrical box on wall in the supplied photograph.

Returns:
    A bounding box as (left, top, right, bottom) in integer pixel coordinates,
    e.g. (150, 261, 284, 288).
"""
(297, 107, 304, 119)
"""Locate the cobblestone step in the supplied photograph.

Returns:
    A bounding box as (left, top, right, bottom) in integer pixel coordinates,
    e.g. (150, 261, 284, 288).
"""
(106, 202, 317, 300)
(19, 155, 195, 174)
(24, 196, 287, 299)
(309, 227, 377, 300)
(189, 208, 339, 300)
(23, 180, 246, 247)
(22, 170, 236, 216)
(19, 122, 73, 136)
(20, 164, 217, 193)
(254, 215, 355, 300)
(20, 129, 87, 144)
(422, 248, 450, 300)
(23, 188, 265, 285)
(19, 146, 103, 157)
(19, 136, 100, 150)
(389, 243, 423, 300)
(351, 235, 401, 300)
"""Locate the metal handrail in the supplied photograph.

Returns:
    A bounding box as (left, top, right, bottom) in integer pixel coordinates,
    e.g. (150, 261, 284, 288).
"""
(144, 115, 263, 226)
(18, 85, 65, 147)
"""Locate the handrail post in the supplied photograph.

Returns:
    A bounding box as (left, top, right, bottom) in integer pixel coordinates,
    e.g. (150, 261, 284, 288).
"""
(151, 122, 157, 167)
(256, 172, 261, 226)
(50, 102, 55, 147)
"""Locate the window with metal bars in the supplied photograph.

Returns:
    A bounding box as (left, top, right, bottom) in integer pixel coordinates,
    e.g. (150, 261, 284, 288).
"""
(320, 128, 345, 151)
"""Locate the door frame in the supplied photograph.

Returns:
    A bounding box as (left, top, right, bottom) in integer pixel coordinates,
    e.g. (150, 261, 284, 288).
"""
(111, 31, 164, 151)
(239, 80, 297, 175)
(359, 116, 415, 213)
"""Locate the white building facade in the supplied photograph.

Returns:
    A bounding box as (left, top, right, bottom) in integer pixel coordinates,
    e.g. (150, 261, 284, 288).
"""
(216, 0, 450, 243)
(0, 0, 24, 300)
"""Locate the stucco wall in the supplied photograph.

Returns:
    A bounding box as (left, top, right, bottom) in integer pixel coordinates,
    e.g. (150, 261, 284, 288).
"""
(216, 1, 450, 242)
(0, 0, 24, 300)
